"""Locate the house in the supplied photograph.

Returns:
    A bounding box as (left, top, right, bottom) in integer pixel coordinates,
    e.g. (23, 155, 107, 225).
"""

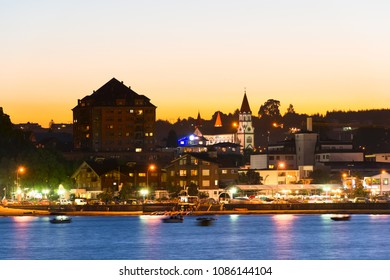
(164, 153, 240, 200)
(71, 158, 160, 199)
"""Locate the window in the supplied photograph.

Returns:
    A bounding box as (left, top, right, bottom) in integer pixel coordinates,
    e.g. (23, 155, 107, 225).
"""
(221, 170, 228, 174)
(191, 169, 198, 176)
(202, 180, 210, 187)
(202, 169, 210, 176)
(179, 170, 187, 176)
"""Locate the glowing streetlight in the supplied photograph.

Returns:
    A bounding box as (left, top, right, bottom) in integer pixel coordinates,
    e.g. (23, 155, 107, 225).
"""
(272, 122, 284, 128)
(380, 170, 386, 195)
(230, 187, 237, 200)
(140, 189, 149, 202)
(146, 164, 156, 190)
(15, 166, 25, 200)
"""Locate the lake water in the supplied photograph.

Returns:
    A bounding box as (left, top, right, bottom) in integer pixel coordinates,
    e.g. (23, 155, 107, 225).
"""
(1, 214, 390, 260)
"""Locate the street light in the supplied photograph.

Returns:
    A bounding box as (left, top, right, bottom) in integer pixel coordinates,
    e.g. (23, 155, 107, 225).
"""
(380, 170, 386, 195)
(15, 166, 25, 200)
(146, 164, 156, 189)
(140, 189, 149, 203)
(230, 187, 237, 200)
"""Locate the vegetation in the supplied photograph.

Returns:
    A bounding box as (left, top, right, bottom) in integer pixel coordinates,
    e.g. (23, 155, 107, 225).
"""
(0, 108, 73, 199)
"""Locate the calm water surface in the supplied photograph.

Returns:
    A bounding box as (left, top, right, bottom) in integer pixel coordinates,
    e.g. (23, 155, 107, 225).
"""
(1, 214, 389, 260)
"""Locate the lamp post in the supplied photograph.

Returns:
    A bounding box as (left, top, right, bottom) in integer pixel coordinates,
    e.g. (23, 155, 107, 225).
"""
(15, 166, 25, 200)
(380, 170, 386, 196)
(146, 164, 156, 190)
(230, 187, 237, 200)
(140, 189, 149, 203)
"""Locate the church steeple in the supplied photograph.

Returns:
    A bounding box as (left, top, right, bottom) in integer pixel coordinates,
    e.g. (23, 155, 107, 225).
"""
(240, 90, 251, 114)
(195, 111, 202, 129)
(237, 90, 254, 151)
(214, 111, 222, 127)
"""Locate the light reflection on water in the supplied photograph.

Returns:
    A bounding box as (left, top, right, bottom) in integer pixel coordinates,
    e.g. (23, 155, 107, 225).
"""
(1, 214, 390, 260)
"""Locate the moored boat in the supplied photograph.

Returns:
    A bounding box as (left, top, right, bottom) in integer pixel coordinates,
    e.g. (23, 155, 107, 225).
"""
(330, 215, 351, 221)
(196, 217, 217, 226)
(162, 214, 184, 223)
(50, 215, 72, 224)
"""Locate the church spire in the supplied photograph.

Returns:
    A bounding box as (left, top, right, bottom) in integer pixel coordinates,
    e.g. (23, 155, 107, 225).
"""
(240, 90, 251, 114)
(214, 111, 222, 127)
(195, 111, 202, 128)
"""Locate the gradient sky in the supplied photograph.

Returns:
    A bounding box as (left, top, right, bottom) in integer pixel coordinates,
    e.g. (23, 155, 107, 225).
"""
(1, 0, 389, 126)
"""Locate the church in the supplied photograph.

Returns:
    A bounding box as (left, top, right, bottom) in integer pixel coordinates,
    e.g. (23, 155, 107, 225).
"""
(178, 92, 255, 154)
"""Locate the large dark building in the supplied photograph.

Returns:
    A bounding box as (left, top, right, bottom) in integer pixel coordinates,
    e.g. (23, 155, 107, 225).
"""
(72, 78, 156, 152)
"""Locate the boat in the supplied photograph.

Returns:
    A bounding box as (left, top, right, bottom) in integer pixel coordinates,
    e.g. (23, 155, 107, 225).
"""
(330, 215, 351, 221)
(196, 217, 217, 226)
(162, 214, 184, 223)
(50, 215, 72, 224)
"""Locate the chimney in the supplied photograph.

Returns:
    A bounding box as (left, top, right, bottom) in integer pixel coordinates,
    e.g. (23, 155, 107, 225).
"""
(307, 117, 312, 132)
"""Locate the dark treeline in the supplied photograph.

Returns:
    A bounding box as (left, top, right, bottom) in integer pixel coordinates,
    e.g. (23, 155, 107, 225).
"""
(0, 108, 75, 198)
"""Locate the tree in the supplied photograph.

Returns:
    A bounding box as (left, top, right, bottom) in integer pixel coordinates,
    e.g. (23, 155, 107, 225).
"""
(166, 129, 178, 147)
(119, 184, 133, 200)
(187, 182, 198, 196)
(98, 189, 115, 204)
(286, 104, 295, 114)
(238, 169, 261, 185)
(258, 99, 281, 119)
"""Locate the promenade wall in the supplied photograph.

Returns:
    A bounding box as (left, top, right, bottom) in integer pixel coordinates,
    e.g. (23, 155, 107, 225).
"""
(5, 202, 390, 213)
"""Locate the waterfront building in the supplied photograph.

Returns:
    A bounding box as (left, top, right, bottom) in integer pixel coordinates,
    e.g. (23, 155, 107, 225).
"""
(72, 78, 156, 152)
(71, 158, 160, 199)
(164, 153, 240, 200)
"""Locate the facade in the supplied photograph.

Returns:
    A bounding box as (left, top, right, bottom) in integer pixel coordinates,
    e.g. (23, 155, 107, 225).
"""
(72, 78, 156, 152)
(164, 153, 240, 195)
(71, 158, 159, 199)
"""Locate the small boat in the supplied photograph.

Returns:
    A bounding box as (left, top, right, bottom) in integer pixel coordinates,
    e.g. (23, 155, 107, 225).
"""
(196, 217, 217, 226)
(162, 215, 184, 223)
(50, 215, 72, 224)
(330, 215, 351, 221)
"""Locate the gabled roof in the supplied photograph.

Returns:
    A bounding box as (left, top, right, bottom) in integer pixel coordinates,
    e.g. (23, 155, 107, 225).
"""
(74, 78, 156, 108)
(240, 92, 251, 114)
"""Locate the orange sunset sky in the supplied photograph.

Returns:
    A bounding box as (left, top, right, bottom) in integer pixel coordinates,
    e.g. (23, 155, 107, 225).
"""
(1, 0, 389, 127)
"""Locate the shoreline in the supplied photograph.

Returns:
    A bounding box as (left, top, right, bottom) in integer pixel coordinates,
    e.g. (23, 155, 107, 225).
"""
(2, 206, 390, 216)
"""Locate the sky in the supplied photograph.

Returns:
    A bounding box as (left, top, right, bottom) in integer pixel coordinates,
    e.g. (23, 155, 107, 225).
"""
(1, 0, 390, 127)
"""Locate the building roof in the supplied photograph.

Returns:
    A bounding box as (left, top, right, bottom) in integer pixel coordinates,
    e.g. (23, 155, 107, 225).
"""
(73, 78, 156, 109)
(240, 92, 251, 114)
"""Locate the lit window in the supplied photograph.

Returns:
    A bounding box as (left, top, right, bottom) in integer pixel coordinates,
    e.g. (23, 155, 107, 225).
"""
(135, 148, 142, 152)
(202, 169, 210, 176)
(202, 180, 210, 187)
(179, 170, 187, 176)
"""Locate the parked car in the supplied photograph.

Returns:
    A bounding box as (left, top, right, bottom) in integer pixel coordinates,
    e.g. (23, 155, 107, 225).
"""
(353, 197, 369, 203)
(74, 198, 87, 205)
(374, 196, 390, 203)
(56, 199, 72, 205)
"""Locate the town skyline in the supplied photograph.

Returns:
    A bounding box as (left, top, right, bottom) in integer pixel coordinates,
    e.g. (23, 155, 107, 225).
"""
(2, 1, 390, 126)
